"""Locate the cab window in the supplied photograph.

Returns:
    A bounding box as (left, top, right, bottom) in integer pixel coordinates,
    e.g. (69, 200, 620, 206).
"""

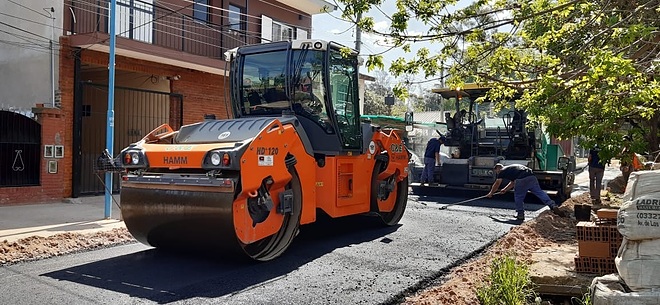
(328, 49, 360, 149)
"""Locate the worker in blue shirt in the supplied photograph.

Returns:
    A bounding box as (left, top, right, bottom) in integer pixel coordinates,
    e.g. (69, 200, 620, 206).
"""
(420, 136, 445, 185)
(487, 163, 566, 221)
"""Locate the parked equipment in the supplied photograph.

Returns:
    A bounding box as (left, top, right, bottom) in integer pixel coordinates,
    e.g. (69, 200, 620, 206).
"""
(116, 40, 410, 261)
(410, 84, 576, 204)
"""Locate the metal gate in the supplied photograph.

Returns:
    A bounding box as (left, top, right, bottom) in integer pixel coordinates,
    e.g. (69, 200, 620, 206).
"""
(0, 111, 41, 187)
(77, 83, 182, 195)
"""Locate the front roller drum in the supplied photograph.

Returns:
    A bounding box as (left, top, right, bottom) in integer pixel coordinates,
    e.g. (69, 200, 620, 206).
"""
(121, 187, 243, 255)
(121, 167, 302, 261)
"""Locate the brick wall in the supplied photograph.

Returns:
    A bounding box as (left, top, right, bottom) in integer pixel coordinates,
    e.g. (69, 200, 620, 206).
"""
(171, 73, 231, 124)
(11, 38, 233, 204)
(79, 49, 231, 124)
(0, 107, 67, 205)
(59, 37, 75, 198)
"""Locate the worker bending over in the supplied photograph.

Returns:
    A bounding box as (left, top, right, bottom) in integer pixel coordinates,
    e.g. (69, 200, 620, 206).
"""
(487, 163, 565, 221)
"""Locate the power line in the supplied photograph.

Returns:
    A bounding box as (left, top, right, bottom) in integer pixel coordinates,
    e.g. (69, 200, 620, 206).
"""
(6, 0, 53, 19)
(0, 28, 50, 45)
(177, 0, 314, 32)
(0, 20, 52, 42)
(0, 12, 66, 34)
(0, 39, 61, 55)
(69, 1, 200, 55)
(4, 0, 329, 67)
(70, 0, 268, 54)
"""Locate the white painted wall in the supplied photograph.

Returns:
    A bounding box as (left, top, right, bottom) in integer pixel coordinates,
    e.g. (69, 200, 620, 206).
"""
(0, 0, 63, 112)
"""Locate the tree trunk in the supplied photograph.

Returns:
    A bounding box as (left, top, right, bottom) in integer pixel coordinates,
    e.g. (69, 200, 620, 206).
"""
(646, 112, 660, 161)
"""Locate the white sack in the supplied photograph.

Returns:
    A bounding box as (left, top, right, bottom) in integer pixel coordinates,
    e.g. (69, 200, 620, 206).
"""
(622, 170, 660, 202)
(618, 194, 660, 240)
(592, 273, 660, 305)
(615, 238, 660, 292)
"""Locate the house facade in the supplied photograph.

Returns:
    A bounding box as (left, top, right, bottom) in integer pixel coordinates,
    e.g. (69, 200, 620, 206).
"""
(0, 0, 335, 204)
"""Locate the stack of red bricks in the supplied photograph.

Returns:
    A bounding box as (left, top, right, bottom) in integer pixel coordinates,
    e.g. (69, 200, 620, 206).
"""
(574, 209, 623, 275)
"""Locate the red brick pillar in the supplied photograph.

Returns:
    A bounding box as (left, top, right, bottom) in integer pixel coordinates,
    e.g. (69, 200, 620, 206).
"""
(32, 105, 67, 201)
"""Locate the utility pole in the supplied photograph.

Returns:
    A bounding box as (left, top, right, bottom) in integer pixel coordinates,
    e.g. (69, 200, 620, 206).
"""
(354, 2, 362, 114)
(48, 7, 55, 108)
(105, 0, 117, 219)
(355, 10, 362, 53)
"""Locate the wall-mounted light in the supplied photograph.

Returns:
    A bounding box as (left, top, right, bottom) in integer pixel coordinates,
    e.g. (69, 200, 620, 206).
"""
(167, 75, 181, 81)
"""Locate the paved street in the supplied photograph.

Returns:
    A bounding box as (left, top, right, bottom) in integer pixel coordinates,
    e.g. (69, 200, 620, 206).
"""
(0, 191, 545, 305)
(1, 164, 614, 305)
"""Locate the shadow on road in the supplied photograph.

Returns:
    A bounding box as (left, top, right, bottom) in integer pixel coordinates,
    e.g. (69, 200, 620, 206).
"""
(41, 214, 399, 304)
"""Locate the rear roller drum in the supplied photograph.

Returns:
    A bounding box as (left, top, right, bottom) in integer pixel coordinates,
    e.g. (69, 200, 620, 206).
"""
(371, 161, 408, 226)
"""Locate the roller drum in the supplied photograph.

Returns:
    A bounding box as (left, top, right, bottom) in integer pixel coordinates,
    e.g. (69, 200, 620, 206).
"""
(120, 186, 243, 255)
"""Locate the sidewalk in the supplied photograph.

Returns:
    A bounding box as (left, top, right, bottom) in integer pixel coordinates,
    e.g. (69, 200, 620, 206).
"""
(571, 163, 622, 197)
(0, 195, 124, 243)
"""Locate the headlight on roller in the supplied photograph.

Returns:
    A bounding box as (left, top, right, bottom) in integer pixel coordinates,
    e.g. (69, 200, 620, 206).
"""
(210, 152, 221, 166)
(203, 150, 237, 170)
(121, 150, 147, 168)
(131, 152, 140, 165)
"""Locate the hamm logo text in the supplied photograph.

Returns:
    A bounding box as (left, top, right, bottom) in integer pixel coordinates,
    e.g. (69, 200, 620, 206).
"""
(163, 156, 188, 165)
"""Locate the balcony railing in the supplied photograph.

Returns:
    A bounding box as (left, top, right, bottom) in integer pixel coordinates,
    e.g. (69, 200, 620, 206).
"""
(65, 0, 252, 60)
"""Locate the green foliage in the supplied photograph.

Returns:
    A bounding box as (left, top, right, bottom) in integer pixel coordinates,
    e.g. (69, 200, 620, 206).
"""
(390, 102, 409, 117)
(333, 0, 660, 156)
(363, 70, 396, 116)
(363, 90, 390, 115)
(572, 289, 592, 305)
(476, 255, 537, 305)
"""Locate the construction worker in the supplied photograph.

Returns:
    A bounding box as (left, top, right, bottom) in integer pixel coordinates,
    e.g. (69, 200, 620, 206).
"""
(588, 146, 608, 204)
(420, 136, 446, 185)
(487, 163, 565, 221)
(620, 135, 644, 182)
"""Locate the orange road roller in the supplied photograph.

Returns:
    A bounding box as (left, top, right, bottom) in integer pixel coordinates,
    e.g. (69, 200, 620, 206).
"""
(118, 40, 410, 261)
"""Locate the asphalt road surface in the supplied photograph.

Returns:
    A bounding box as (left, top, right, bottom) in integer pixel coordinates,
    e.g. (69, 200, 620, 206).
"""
(0, 189, 548, 305)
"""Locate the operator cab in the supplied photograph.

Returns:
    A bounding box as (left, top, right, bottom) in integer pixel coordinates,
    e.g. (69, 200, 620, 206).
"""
(228, 40, 362, 155)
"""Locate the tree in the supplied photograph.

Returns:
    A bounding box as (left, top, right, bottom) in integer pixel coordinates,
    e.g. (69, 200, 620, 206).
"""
(362, 69, 395, 115)
(419, 90, 445, 111)
(363, 89, 390, 115)
(335, 0, 660, 159)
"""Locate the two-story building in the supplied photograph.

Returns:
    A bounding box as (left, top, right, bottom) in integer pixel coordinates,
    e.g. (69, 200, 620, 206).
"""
(0, 0, 335, 204)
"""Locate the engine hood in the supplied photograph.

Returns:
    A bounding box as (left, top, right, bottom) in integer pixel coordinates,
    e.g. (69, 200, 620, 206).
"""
(175, 117, 277, 144)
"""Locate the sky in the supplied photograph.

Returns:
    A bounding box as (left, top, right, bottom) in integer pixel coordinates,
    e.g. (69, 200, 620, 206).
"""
(311, 1, 427, 90)
(310, 0, 461, 92)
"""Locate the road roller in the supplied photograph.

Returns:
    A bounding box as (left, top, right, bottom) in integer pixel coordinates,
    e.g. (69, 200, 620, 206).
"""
(117, 40, 410, 261)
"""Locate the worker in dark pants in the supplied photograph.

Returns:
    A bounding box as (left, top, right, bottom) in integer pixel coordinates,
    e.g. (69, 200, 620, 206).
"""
(420, 136, 445, 185)
(487, 163, 566, 221)
(588, 146, 607, 205)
